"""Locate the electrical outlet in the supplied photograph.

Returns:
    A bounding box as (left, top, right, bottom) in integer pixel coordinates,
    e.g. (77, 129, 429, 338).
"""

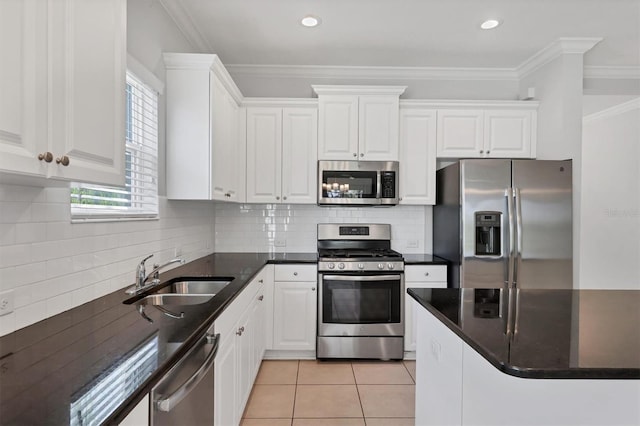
(0, 290, 14, 316)
(274, 239, 286, 247)
(406, 239, 419, 249)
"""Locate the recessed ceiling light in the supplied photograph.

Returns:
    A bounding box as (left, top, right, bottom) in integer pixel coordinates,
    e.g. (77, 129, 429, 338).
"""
(480, 19, 501, 30)
(301, 15, 320, 27)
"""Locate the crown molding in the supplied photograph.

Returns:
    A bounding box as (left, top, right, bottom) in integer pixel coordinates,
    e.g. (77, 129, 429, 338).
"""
(226, 64, 519, 81)
(584, 66, 640, 79)
(583, 97, 640, 124)
(516, 37, 603, 79)
(400, 99, 539, 109)
(157, 0, 212, 53)
(312, 85, 407, 96)
(242, 97, 318, 108)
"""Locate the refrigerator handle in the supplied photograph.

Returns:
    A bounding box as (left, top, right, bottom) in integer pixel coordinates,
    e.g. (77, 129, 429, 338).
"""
(514, 188, 523, 287)
(505, 188, 515, 288)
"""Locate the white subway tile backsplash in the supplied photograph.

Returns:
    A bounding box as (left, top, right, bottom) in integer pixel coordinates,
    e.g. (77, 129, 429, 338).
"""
(0, 183, 216, 336)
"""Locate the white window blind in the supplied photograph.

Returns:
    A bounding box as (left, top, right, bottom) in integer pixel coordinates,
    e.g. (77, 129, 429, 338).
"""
(71, 71, 159, 220)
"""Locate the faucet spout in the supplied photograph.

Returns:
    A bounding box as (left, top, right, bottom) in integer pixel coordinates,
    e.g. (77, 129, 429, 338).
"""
(144, 258, 186, 284)
(126, 255, 184, 295)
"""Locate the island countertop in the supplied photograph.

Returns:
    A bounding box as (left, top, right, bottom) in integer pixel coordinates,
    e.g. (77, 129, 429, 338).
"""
(407, 287, 640, 379)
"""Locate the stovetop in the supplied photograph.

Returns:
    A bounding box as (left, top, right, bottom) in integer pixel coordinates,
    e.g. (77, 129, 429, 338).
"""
(318, 248, 403, 261)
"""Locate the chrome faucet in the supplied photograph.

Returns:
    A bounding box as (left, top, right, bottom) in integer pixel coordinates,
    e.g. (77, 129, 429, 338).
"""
(126, 254, 185, 295)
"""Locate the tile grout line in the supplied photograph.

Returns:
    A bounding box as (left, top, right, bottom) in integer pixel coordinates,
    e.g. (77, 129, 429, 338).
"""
(290, 360, 300, 425)
(351, 361, 367, 424)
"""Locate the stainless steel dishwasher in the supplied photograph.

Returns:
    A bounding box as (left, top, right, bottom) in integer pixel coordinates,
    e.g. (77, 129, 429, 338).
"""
(151, 323, 219, 425)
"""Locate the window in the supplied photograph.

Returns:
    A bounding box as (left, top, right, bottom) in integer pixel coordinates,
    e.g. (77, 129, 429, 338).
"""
(71, 71, 159, 221)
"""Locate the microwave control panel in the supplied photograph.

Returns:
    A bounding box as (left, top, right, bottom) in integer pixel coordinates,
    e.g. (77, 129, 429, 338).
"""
(381, 171, 396, 198)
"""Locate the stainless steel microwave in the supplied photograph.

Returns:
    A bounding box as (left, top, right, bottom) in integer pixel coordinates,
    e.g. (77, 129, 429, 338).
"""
(318, 160, 399, 206)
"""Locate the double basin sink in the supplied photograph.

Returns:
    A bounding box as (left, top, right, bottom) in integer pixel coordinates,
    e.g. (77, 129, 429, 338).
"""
(123, 277, 234, 308)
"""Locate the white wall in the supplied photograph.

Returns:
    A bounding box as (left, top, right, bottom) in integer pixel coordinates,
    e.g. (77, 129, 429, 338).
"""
(0, 0, 215, 336)
(215, 203, 433, 254)
(580, 98, 640, 289)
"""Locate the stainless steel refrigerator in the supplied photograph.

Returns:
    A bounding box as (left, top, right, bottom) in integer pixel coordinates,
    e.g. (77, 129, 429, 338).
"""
(434, 159, 572, 289)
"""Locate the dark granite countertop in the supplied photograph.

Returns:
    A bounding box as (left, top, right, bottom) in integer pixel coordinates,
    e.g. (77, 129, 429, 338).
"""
(403, 254, 449, 265)
(0, 252, 317, 425)
(408, 287, 640, 379)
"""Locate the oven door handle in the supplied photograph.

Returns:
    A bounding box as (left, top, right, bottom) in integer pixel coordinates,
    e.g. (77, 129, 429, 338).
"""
(322, 274, 402, 282)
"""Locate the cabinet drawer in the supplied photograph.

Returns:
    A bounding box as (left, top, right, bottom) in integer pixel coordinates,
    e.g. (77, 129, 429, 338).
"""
(405, 265, 447, 282)
(274, 264, 317, 282)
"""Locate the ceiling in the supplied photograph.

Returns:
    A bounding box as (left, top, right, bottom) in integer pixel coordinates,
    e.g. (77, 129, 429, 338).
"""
(162, 0, 640, 70)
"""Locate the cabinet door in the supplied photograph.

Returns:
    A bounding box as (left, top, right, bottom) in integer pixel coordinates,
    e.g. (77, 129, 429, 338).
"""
(484, 110, 533, 158)
(48, 0, 126, 185)
(214, 331, 238, 426)
(317, 95, 359, 160)
(399, 108, 437, 205)
(282, 107, 318, 204)
(246, 107, 283, 203)
(212, 76, 241, 201)
(118, 394, 149, 426)
(236, 303, 255, 415)
(436, 110, 484, 158)
(0, 0, 48, 178)
(405, 265, 447, 352)
(358, 95, 400, 161)
(273, 282, 317, 351)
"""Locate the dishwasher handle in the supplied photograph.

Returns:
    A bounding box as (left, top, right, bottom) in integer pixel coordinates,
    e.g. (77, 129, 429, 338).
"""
(155, 333, 220, 413)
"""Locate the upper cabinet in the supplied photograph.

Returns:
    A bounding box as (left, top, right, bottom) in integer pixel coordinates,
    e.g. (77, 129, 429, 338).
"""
(245, 101, 318, 204)
(0, 0, 126, 186)
(164, 53, 245, 201)
(398, 104, 437, 205)
(313, 86, 406, 161)
(436, 102, 538, 159)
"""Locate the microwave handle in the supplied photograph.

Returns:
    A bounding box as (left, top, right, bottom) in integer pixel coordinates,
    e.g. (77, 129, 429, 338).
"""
(376, 170, 382, 199)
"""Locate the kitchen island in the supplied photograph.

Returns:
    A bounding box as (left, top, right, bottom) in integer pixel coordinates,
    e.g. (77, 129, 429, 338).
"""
(408, 288, 640, 426)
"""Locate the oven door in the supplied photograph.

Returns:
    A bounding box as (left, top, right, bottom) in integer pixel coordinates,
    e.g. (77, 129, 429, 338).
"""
(318, 273, 404, 337)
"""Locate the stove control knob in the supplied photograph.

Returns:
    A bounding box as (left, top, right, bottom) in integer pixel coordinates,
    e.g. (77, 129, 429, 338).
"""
(338, 263, 345, 270)
(328, 263, 335, 269)
(387, 263, 395, 270)
(357, 263, 364, 270)
(378, 263, 384, 270)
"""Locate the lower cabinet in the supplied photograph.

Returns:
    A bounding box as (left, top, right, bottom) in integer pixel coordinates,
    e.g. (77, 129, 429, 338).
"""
(272, 265, 317, 352)
(214, 274, 267, 426)
(118, 394, 149, 426)
(404, 265, 447, 353)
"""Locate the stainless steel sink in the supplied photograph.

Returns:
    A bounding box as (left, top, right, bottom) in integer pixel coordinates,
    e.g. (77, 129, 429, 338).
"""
(163, 279, 232, 296)
(137, 293, 215, 306)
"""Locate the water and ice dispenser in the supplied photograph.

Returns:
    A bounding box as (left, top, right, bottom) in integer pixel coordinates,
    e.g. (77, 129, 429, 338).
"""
(475, 212, 501, 256)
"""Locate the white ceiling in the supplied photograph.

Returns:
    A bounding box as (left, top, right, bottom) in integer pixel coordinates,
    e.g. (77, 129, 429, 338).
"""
(163, 0, 640, 70)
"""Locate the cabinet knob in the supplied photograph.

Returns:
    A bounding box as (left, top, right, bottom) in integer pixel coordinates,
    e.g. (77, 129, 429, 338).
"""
(276, 196, 280, 200)
(425, 272, 430, 276)
(38, 152, 53, 163)
(479, 150, 484, 154)
(225, 193, 231, 197)
(293, 272, 298, 276)
(283, 196, 287, 201)
(486, 150, 490, 154)
(311, 287, 316, 291)
(353, 153, 357, 157)
(236, 326, 245, 336)
(55, 155, 70, 166)
(258, 295, 264, 301)
(360, 153, 364, 157)
(258, 279, 264, 283)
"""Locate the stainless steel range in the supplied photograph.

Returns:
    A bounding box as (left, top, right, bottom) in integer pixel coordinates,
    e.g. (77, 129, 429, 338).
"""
(317, 223, 404, 360)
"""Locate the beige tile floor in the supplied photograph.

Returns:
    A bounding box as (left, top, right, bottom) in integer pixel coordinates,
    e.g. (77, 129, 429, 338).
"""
(242, 360, 416, 426)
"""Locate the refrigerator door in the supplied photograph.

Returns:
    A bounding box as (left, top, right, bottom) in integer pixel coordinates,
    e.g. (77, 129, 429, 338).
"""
(512, 160, 572, 289)
(461, 159, 513, 289)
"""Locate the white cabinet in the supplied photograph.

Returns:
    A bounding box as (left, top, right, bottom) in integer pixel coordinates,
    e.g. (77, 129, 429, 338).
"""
(398, 106, 437, 205)
(404, 265, 447, 353)
(214, 272, 266, 426)
(313, 86, 406, 161)
(118, 394, 149, 426)
(0, 0, 126, 186)
(272, 265, 317, 351)
(436, 104, 537, 159)
(245, 103, 318, 204)
(164, 53, 245, 201)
